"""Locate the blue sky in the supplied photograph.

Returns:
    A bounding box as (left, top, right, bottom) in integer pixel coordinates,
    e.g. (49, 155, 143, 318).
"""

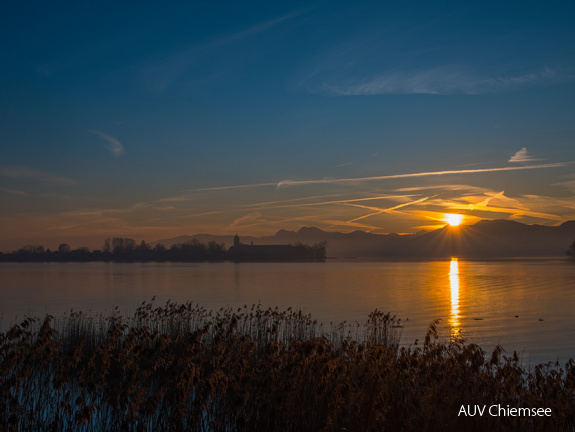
(1, 0, 575, 249)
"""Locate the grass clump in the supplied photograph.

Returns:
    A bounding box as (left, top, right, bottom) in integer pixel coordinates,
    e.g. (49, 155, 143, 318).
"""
(0, 300, 573, 431)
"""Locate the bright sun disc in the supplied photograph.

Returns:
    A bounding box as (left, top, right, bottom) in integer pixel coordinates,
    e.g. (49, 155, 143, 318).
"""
(445, 213, 464, 226)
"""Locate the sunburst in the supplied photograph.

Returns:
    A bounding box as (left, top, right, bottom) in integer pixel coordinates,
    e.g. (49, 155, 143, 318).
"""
(444, 213, 464, 227)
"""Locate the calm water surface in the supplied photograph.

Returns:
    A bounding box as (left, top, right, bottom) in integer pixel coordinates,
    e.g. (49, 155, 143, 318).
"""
(1, 259, 574, 365)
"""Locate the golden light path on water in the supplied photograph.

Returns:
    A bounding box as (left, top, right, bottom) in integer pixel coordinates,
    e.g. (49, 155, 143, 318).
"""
(449, 258, 461, 341)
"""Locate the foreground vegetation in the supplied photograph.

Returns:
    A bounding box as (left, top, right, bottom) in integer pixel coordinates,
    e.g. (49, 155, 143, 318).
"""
(1, 302, 574, 431)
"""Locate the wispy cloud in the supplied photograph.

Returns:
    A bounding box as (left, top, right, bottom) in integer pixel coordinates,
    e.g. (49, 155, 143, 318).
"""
(228, 212, 263, 230)
(0, 165, 75, 185)
(323, 219, 382, 231)
(241, 193, 345, 208)
(156, 162, 572, 197)
(0, 187, 27, 196)
(322, 186, 575, 231)
(334, 161, 355, 168)
(139, 11, 300, 93)
(298, 27, 565, 97)
(242, 195, 417, 211)
(276, 162, 573, 188)
(320, 67, 475, 96)
(214, 12, 299, 45)
(554, 178, 575, 193)
(90, 130, 125, 157)
(314, 67, 560, 96)
(186, 182, 279, 193)
(509, 147, 538, 163)
(394, 184, 490, 194)
(448, 191, 566, 222)
(157, 182, 280, 203)
(340, 196, 432, 225)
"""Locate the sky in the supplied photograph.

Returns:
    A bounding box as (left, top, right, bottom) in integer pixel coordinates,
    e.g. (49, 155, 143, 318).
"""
(1, 0, 575, 250)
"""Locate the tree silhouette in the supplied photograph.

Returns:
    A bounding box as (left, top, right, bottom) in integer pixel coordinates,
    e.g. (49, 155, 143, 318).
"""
(58, 243, 71, 254)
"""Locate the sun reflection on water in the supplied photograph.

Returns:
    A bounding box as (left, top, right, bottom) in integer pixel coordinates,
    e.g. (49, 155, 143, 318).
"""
(449, 258, 462, 341)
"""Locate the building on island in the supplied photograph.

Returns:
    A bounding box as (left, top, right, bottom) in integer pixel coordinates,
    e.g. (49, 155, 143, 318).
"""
(228, 235, 325, 262)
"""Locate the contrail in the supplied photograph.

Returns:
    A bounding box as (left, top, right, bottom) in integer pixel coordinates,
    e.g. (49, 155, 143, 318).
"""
(276, 162, 573, 187)
(180, 162, 573, 193)
(184, 182, 279, 192)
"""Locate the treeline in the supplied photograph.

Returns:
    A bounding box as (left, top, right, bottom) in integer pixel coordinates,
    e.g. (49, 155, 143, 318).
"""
(0, 238, 226, 263)
(0, 237, 326, 262)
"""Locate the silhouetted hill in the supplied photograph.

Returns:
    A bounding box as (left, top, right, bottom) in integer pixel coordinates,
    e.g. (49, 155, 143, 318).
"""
(152, 227, 413, 258)
(403, 220, 575, 258)
(152, 220, 575, 259)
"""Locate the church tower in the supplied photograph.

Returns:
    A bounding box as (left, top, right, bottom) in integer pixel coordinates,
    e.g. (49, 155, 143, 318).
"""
(234, 234, 240, 247)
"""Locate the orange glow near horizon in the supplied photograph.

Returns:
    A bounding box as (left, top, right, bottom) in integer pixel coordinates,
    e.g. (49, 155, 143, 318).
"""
(444, 213, 464, 226)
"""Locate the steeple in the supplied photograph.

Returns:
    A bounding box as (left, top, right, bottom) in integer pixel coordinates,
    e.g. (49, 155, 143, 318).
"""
(234, 234, 240, 247)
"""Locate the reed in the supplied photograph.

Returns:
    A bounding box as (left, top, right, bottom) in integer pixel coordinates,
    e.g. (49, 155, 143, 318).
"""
(0, 300, 572, 431)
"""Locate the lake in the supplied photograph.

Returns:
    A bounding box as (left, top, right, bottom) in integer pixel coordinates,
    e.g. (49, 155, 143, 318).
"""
(1, 258, 574, 365)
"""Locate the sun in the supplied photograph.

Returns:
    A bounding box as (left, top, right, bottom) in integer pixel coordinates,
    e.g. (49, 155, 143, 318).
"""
(444, 213, 464, 227)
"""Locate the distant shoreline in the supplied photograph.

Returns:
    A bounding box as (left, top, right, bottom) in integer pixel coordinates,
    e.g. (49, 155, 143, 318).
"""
(0, 255, 570, 264)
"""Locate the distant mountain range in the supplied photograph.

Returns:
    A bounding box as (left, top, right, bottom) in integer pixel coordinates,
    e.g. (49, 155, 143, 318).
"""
(153, 220, 575, 259)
